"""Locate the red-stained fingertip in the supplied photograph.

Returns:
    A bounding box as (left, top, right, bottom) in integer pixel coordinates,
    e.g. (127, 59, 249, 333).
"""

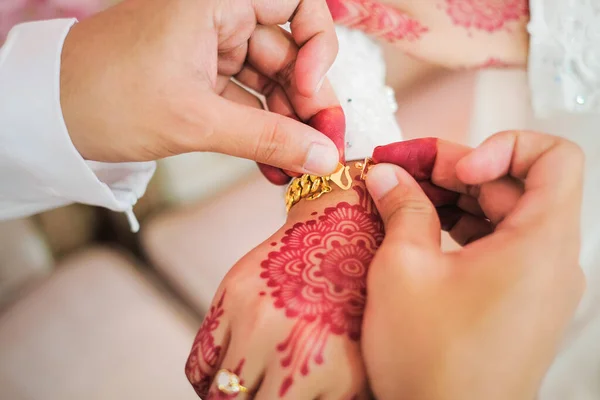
(257, 163, 292, 185)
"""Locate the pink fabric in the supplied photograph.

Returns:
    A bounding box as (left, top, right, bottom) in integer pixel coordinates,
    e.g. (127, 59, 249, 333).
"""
(1, 0, 109, 41)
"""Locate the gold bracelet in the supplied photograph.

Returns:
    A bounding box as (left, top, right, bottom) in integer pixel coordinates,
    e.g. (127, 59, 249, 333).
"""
(285, 158, 374, 212)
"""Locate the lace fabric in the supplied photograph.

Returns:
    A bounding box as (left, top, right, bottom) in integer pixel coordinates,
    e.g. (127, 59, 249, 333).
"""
(529, 0, 600, 116)
(327, 26, 403, 160)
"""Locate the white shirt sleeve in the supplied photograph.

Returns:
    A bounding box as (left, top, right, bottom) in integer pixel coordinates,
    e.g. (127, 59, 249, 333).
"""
(527, 0, 600, 117)
(0, 19, 156, 232)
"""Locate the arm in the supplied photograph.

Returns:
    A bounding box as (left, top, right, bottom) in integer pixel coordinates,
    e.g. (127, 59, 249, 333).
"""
(186, 162, 383, 399)
(0, 20, 155, 231)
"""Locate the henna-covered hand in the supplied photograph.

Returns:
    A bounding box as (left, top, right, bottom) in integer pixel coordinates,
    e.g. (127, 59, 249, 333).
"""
(327, 0, 530, 69)
(186, 166, 382, 399)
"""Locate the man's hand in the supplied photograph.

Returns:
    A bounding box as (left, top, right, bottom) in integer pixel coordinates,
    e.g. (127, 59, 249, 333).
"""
(362, 132, 585, 400)
(59, 0, 341, 176)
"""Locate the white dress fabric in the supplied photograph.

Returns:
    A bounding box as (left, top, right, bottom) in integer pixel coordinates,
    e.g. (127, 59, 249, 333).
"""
(0, 18, 155, 232)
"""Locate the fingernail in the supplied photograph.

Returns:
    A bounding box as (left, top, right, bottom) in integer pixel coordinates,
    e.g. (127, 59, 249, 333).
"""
(315, 76, 326, 93)
(304, 143, 338, 175)
(367, 164, 399, 200)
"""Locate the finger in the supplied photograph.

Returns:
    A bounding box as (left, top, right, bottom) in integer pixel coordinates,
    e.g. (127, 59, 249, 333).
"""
(185, 291, 231, 398)
(257, 163, 292, 185)
(251, 0, 338, 96)
(476, 177, 524, 225)
(218, 41, 249, 76)
(220, 80, 263, 109)
(372, 138, 439, 181)
(373, 138, 526, 223)
(456, 194, 485, 217)
(241, 27, 345, 160)
(255, 340, 365, 400)
(366, 163, 440, 250)
(373, 138, 471, 193)
(208, 319, 282, 399)
(457, 131, 584, 196)
(236, 65, 297, 119)
(418, 181, 459, 207)
(245, 25, 340, 121)
(207, 96, 338, 175)
(447, 211, 494, 246)
(456, 131, 584, 224)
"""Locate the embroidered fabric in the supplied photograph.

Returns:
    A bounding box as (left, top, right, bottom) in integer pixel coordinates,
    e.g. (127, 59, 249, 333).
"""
(528, 0, 600, 117)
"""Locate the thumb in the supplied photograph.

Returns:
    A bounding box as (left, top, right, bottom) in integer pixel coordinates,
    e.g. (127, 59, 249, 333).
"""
(366, 164, 441, 250)
(206, 96, 339, 175)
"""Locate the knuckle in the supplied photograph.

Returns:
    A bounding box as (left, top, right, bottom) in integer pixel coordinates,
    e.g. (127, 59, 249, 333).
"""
(384, 197, 435, 226)
(254, 118, 286, 164)
(275, 59, 296, 89)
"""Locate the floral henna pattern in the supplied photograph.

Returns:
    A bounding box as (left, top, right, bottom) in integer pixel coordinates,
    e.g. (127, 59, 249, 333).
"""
(186, 291, 227, 398)
(261, 200, 384, 397)
(327, 0, 428, 42)
(441, 0, 529, 33)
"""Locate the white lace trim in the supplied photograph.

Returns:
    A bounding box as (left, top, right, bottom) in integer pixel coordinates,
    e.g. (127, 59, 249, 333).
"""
(528, 0, 600, 117)
(328, 26, 402, 160)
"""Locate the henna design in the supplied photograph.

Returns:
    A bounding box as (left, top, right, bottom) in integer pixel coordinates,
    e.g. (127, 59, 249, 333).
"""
(441, 0, 529, 33)
(327, 0, 428, 42)
(261, 201, 384, 397)
(185, 291, 227, 398)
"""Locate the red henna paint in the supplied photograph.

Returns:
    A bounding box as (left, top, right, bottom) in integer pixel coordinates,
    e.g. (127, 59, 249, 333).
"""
(441, 0, 529, 33)
(258, 163, 291, 186)
(186, 291, 227, 398)
(328, 0, 429, 42)
(261, 200, 383, 397)
(373, 138, 438, 181)
(419, 181, 459, 207)
(308, 106, 346, 162)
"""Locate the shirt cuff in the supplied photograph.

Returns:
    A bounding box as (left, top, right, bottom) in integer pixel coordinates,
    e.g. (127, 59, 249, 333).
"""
(0, 19, 155, 231)
(527, 0, 600, 117)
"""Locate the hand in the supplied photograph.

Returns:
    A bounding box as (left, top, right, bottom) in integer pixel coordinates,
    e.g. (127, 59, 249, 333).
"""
(60, 0, 341, 176)
(328, 0, 530, 68)
(185, 164, 382, 399)
(361, 132, 585, 400)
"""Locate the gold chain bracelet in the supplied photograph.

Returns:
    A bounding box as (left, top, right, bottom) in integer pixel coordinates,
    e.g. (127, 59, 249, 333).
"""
(284, 158, 374, 212)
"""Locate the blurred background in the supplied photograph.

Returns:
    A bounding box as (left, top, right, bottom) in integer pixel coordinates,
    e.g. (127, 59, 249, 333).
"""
(0, 1, 512, 399)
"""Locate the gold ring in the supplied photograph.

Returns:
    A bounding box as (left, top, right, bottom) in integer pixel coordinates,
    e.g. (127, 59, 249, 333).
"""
(215, 369, 249, 395)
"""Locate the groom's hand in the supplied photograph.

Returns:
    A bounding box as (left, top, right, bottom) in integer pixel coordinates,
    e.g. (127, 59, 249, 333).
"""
(362, 132, 585, 400)
(60, 0, 341, 176)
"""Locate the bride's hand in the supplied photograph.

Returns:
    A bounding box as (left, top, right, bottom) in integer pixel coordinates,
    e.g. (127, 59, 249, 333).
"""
(328, 0, 530, 68)
(185, 165, 382, 399)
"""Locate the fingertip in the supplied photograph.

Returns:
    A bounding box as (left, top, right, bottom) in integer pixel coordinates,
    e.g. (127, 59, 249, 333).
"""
(366, 164, 403, 201)
(257, 163, 292, 185)
(303, 141, 339, 175)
